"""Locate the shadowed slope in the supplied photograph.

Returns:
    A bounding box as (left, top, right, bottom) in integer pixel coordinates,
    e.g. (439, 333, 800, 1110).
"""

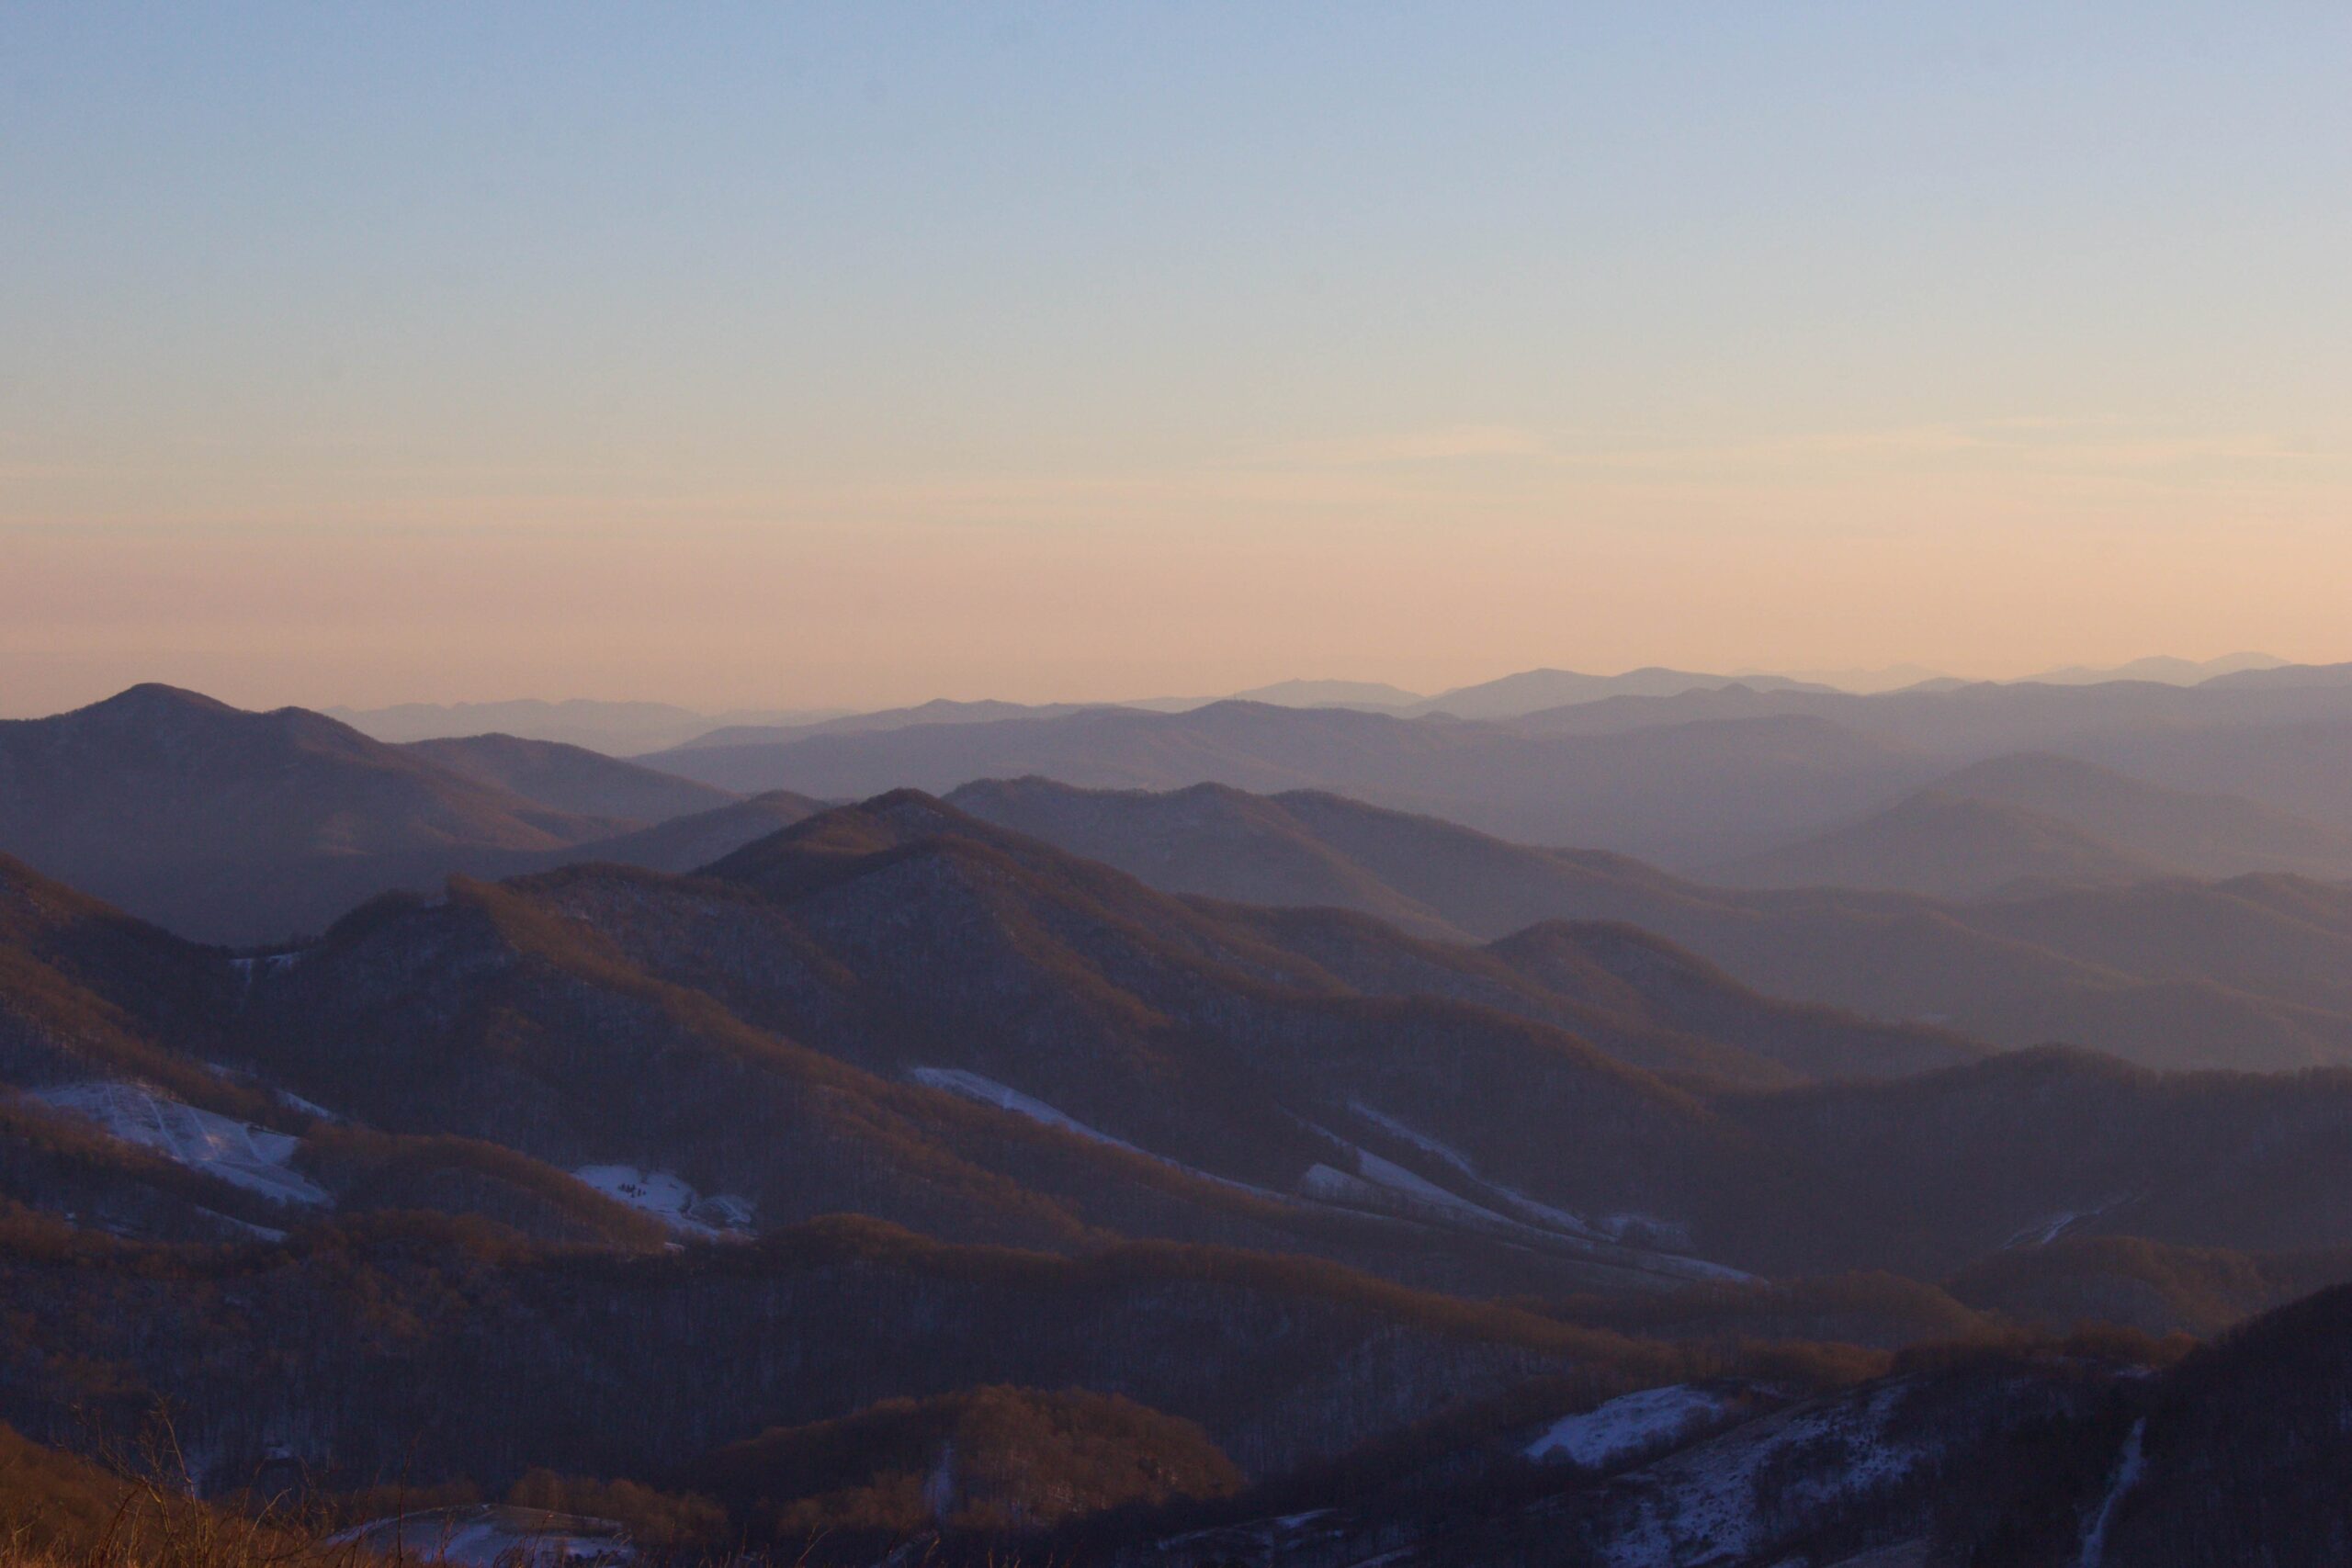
(402, 733, 737, 822)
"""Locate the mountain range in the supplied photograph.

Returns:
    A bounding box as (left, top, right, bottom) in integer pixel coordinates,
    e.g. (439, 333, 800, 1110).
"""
(9, 785, 2352, 1562)
(950, 776, 2352, 1069)
(639, 676, 2352, 870)
(319, 655, 2307, 756)
(325, 667, 1849, 753)
(0, 685, 826, 942)
(1711, 751, 2352, 897)
(15, 786, 2352, 1282)
(13, 687, 2352, 1070)
(13, 677, 2352, 1563)
(324, 697, 853, 753)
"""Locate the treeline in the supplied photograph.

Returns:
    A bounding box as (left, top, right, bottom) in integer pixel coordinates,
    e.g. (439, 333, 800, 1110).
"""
(0, 1209, 1893, 1499)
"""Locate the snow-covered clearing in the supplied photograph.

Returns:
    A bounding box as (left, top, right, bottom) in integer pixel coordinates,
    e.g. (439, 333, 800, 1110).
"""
(571, 1166, 752, 1236)
(1525, 1384, 1729, 1468)
(28, 1081, 328, 1206)
(1593, 1379, 1923, 1568)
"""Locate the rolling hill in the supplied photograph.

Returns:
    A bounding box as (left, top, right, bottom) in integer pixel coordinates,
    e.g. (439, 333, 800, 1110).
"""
(18, 795, 2352, 1563)
(0, 686, 643, 940)
(19, 795, 2352, 1280)
(401, 732, 738, 821)
(0, 686, 808, 943)
(1708, 789, 2173, 897)
(648, 702, 1932, 866)
(949, 776, 2352, 1070)
(1716, 752, 2352, 897)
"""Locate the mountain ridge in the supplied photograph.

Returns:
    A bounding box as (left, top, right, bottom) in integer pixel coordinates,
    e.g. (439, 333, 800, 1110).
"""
(948, 776, 2352, 1071)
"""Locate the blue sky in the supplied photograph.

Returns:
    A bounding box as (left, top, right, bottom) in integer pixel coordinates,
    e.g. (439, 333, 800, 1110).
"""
(4, 5, 2346, 710)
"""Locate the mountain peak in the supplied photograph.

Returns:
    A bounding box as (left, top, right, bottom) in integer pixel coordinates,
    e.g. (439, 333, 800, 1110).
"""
(76, 682, 242, 719)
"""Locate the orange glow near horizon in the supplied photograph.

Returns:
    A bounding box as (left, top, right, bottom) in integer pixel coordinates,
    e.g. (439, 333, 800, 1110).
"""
(6, 7, 2348, 716)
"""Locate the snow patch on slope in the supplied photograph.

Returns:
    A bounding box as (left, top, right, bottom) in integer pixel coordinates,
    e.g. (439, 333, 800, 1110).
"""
(2078, 1418, 2145, 1568)
(1595, 1380, 1922, 1568)
(274, 1089, 338, 1122)
(910, 1066, 1292, 1201)
(28, 1082, 329, 1207)
(910, 1067, 1149, 1155)
(1345, 1142, 1521, 1224)
(572, 1166, 753, 1236)
(1346, 1101, 1747, 1280)
(1526, 1385, 1729, 1468)
(1349, 1100, 1610, 1238)
(2006, 1196, 2129, 1248)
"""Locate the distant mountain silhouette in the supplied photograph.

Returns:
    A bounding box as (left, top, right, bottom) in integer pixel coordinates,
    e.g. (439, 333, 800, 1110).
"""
(330, 697, 847, 753)
(667, 698, 1119, 752)
(1770, 661, 1956, 693)
(1709, 791, 2174, 898)
(0, 686, 778, 942)
(1921, 752, 2352, 879)
(2021, 651, 2286, 685)
(1502, 680, 2352, 842)
(650, 701, 1929, 865)
(1407, 666, 1838, 720)
(2204, 660, 2352, 690)
(1224, 678, 1425, 709)
(947, 777, 2352, 1071)
(403, 733, 737, 821)
(0, 686, 628, 937)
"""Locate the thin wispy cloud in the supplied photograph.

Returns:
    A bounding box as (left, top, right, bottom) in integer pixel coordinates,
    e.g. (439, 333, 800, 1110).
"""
(1250, 424, 1552, 468)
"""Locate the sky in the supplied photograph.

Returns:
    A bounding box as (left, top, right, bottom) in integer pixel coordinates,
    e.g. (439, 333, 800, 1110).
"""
(3, 4, 2348, 715)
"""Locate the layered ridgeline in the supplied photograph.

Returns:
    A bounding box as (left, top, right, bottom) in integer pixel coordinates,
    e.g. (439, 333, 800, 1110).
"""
(326, 696, 851, 753)
(1710, 751, 2352, 897)
(324, 668, 1838, 757)
(950, 777, 2352, 1070)
(648, 668, 1840, 752)
(0, 685, 826, 942)
(15, 794, 2352, 1287)
(17, 679, 2352, 944)
(14, 793, 2352, 1562)
(641, 671, 2352, 871)
(649, 701, 1938, 865)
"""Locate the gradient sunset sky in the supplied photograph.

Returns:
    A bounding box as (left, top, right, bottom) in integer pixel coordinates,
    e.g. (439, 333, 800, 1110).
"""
(4, 5, 2347, 714)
